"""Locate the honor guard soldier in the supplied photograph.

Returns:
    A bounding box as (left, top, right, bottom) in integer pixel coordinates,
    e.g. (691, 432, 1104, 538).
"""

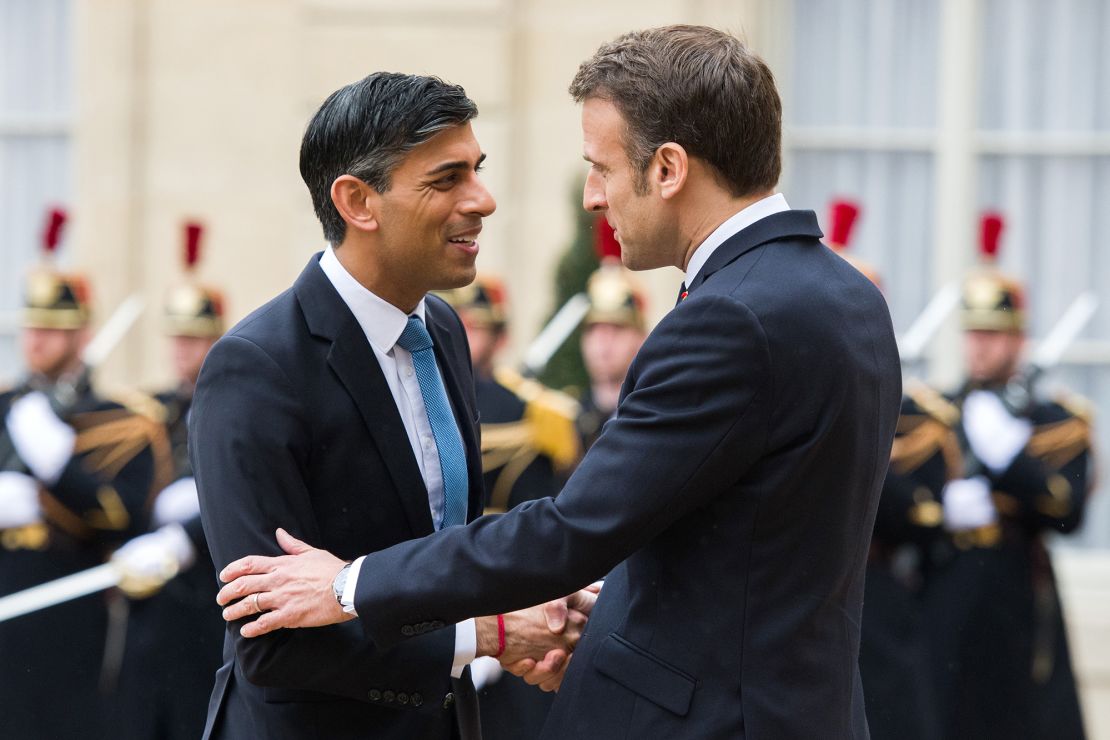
(923, 214, 1091, 740)
(108, 221, 226, 739)
(0, 208, 165, 740)
(577, 259, 647, 450)
(437, 275, 580, 514)
(828, 199, 944, 740)
(436, 275, 580, 740)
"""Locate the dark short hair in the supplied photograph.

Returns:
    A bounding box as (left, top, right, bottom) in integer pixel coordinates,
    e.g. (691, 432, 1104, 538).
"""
(569, 25, 781, 197)
(300, 73, 478, 244)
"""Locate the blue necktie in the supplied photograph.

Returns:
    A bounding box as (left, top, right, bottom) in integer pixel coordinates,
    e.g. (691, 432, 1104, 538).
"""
(396, 316, 468, 529)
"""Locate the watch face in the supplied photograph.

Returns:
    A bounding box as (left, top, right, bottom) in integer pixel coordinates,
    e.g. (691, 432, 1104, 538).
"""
(333, 564, 351, 604)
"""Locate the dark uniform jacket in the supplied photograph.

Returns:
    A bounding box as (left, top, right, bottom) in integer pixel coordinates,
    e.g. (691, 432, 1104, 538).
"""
(861, 385, 954, 740)
(111, 388, 224, 740)
(192, 256, 484, 740)
(0, 378, 161, 740)
(923, 386, 1091, 740)
(350, 210, 903, 739)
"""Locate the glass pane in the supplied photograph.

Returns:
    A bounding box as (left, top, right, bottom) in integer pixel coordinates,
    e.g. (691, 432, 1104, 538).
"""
(0, 0, 72, 115)
(789, 0, 939, 129)
(980, 0, 1110, 131)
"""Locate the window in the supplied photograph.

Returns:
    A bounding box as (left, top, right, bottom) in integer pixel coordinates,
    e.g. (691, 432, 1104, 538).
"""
(0, 0, 73, 379)
(778, 0, 1110, 547)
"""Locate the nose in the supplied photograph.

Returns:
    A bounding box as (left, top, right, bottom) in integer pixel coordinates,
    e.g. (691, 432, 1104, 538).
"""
(464, 177, 497, 217)
(583, 169, 607, 213)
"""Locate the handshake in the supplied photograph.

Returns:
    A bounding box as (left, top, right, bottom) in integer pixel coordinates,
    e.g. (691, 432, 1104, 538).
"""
(472, 583, 598, 691)
(216, 528, 597, 692)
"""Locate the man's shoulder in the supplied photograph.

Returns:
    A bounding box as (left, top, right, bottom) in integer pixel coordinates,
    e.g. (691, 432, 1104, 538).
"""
(224, 287, 300, 343)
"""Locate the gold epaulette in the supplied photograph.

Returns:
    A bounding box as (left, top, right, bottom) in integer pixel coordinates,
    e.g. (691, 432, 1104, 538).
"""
(890, 384, 962, 479)
(904, 380, 960, 427)
(1054, 391, 1095, 425)
(494, 367, 582, 470)
(102, 387, 170, 424)
(71, 403, 175, 503)
(1027, 416, 1091, 470)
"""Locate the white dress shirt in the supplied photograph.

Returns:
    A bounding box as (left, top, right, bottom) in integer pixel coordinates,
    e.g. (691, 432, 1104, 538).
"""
(318, 247, 476, 677)
(684, 193, 791, 285)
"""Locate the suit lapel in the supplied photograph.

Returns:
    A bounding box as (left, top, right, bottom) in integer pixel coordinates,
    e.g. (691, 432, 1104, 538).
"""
(294, 256, 435, 537)
(688, 210, 824, 292)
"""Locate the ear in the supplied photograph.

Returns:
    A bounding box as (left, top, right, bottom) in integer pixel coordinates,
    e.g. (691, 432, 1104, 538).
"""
(652, 143, 689, 201)
(330, 175, 380, 235)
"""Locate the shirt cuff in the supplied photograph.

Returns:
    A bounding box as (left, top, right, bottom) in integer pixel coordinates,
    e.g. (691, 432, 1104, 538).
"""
(340, 556, 365, 615)
(451, 618, 477, 678)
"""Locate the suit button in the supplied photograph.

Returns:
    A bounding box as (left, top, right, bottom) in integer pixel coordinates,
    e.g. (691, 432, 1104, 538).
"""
(442, 692, 455, 709)
(401, 625, 415, 637)
(369, 689, 382, 702)
(383, 690, 396, 703)
(397, 692, 409, 705)
(411, 693, 423, 708)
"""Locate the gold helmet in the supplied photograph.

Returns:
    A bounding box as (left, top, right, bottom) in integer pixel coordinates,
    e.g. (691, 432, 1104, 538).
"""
(434, 275, 508, 329)
(961, 213, 1025, 333)
(584, 259, 646, 331)
(23, 208, 91, 330)
(24, 270, 91, 330)
(165, 221, 225, 337)
(962, 272, 1026, 333)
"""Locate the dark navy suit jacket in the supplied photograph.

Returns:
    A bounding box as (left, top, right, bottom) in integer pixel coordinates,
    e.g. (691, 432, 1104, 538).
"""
(351, 211, 902, 739)
(192, 255, 484, 740)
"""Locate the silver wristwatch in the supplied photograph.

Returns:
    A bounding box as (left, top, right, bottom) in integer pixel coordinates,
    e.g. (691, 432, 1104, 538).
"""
(332, 563, 352, 606)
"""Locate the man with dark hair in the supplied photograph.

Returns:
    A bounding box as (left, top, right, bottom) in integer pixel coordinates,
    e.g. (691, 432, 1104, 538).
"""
(191, 72, 588, 740)
(219, 29, 901, 738)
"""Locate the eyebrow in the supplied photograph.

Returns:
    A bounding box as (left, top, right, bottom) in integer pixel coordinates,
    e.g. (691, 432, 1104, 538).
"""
(425, 153, 487, 177)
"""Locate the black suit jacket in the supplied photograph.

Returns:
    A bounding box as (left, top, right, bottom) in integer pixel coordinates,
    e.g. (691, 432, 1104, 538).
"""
(351, 211, 902, 739)
(192, 255, 484, 740)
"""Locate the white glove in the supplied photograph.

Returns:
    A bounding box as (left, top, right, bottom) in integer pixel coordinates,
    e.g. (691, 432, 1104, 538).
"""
(942, 476, 997, 531)
(111, 523, 197, 598)
(6, 391, 76, 485)
(962, 390, 1032, 474)
(0, 471, 42, 528)
(153, 476, 200, 527)
(470, 655, 504, 691)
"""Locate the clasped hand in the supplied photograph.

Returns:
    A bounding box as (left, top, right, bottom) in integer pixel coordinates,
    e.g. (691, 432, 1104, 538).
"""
(216, 528, 597, 691)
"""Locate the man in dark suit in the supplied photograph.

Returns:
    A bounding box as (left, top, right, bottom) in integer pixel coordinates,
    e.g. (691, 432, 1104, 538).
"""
(191, 73, 587, 740)
(218, 27, 902, 738)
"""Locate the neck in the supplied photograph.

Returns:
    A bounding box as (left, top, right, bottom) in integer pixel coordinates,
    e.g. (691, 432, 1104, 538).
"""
(590, 379, 623, 413)
(677, 189, 775, 271)
(333, 240, 423, 314)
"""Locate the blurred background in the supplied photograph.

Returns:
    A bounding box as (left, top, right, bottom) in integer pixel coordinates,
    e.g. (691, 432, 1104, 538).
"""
(2, 0, 1108, 733)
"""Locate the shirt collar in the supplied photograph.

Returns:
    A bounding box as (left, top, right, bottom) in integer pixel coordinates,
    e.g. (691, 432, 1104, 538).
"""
(318, 246, 426, 354)
(684, 193, 790, 285)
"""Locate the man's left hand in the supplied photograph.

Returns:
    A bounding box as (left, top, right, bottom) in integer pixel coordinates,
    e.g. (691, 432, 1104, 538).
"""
(217, 528, 355, 637)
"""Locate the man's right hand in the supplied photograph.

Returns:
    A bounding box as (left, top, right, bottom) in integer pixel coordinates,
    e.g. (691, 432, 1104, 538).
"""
(477, 594, 588, 667)
(487, 584, 601, 692)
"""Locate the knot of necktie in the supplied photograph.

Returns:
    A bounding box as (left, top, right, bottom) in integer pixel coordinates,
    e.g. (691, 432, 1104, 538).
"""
(397, 316, 433, 354)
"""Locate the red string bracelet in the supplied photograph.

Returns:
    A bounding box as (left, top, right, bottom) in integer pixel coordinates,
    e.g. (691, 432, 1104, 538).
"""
(494, 614, 506, 659)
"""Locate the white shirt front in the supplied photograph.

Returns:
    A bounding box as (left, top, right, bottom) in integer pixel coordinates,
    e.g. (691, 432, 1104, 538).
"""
(684, 193, 791, 286)
(317, 247, 476, 677)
